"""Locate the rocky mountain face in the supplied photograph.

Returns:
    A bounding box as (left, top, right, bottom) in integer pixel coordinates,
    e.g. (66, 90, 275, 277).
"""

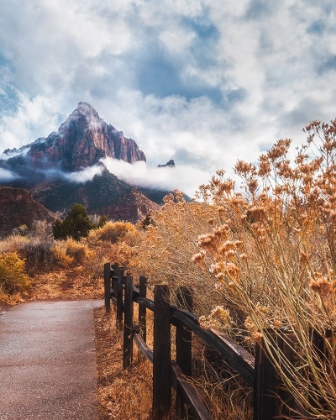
(0, 187, 56, 237)
(0, 102, 167, 226)
(1, 102, 146, 174)
(158, 159, 175, 168)
(92, 183, 161, 222)
(31, 170, 160, 223)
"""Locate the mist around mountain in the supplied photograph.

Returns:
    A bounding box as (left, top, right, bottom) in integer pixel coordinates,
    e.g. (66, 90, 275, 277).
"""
(0, 102, 174, 222)
(0, 102, 146, 175)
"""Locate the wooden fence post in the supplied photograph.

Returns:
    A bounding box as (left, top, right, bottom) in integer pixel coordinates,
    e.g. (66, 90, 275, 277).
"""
(116, 264, 124, 330)
(111, 264, 118, 305)
(123, 275, 134, 369)
(253, 331, 296, 419)
(104, 262, 111, 313)
(176, 287, 193, 419)
(153, 285, 171, 420)
(138, 276, 147, 362)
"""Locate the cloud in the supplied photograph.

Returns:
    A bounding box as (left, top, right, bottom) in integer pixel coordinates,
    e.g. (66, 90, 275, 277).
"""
(0, 92, 66, 150)
(63, 165, 104, 183)
(0, 146, 30, 160)
(0, 167, 18, 181)
(101, 158, 212, 197)
(41, 165, 104, 184)
(0, 0, 336, 186)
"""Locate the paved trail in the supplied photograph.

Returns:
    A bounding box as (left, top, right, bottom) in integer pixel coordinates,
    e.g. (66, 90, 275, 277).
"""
(0, 300, 101, 420)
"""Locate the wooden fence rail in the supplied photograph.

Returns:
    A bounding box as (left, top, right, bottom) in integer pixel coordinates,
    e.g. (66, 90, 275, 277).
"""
(103, 262, 334, 419)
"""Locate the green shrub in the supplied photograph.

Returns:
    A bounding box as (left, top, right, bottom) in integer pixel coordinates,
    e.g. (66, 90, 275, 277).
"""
(53, 203, 94, 241)
(0, 252, 30, 294)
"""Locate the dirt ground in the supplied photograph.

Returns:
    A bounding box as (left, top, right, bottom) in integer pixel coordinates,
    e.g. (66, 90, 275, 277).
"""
(29, 269, 104, 301)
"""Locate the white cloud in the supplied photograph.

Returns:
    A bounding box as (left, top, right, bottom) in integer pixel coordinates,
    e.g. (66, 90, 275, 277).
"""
(0, 167, 18, 181)
(0, 92, 65, 150)
(0, 0, 336, 192)
(101, 158, 212, 197)
(62, 165, 104, 183)
(0, 146, 29, 160)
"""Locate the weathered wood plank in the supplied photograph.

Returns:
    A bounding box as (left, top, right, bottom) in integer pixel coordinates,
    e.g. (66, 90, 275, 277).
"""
(176, 287, 193, 419)
(133, 293, 255, 385)
(254, 336, 279, 420)
(104, 262, 111, 313)
(153, 285, 171, 420)
(209, 329, 255, 386)
(134, 333, 154, 363)
(138, 276, 147, 342)
(116, 264, 124, 330)
(138, 276, 147, 363)
(171, 362, 212, 420)
(170, 307, 255, 386)
(123, 275, 134, 369)
(254, 331, 301, 419)
(133, 296, 154, 312)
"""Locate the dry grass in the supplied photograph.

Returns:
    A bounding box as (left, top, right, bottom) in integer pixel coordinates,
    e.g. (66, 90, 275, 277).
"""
(90, 221, 141, 245)
(123, 119, 336, 418)
(3, 118, 336, 418)
(0, 218, 134, 303)
(29, 269, 104, 301)
(93, 305, 153, 420)
(93, 290, 253, 420)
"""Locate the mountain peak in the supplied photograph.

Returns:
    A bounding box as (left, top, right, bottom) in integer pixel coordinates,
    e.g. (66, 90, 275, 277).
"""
(59, 102, 103, 133)
(78, 101, 95, 109)
(1, 103, 146, 173)
(75, 102, 100, 118)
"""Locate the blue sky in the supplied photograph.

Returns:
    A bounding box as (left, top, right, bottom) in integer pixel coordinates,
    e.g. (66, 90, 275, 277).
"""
(0, 0, 336, 196)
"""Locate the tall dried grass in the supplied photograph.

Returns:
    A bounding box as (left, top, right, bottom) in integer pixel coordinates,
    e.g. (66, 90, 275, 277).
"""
(127, 119, 336, 418)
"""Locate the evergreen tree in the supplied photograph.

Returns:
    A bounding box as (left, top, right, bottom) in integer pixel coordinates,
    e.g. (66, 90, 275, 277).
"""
(52, 203, 94, 240)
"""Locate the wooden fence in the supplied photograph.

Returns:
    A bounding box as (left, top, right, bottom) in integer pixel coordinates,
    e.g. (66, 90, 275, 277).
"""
(103, 262, 334, 419)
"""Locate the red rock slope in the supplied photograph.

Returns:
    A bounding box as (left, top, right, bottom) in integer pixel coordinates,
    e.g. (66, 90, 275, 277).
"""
(0, 187, 56, 237)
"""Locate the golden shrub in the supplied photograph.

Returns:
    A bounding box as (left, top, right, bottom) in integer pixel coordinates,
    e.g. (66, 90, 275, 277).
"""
(51, 245, 74, 268)
(63, 238, 88, 265)
(0, 252, 30, 294)
(91, 221, 138, 244)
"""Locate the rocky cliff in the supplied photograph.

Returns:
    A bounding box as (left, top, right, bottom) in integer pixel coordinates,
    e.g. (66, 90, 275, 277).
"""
(31, 171, 160, 223)
(158, 159, 175, 168)
(0, 187, 56, 237)
(0, 103, 167, 224)
(1, 102, 146, 173)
